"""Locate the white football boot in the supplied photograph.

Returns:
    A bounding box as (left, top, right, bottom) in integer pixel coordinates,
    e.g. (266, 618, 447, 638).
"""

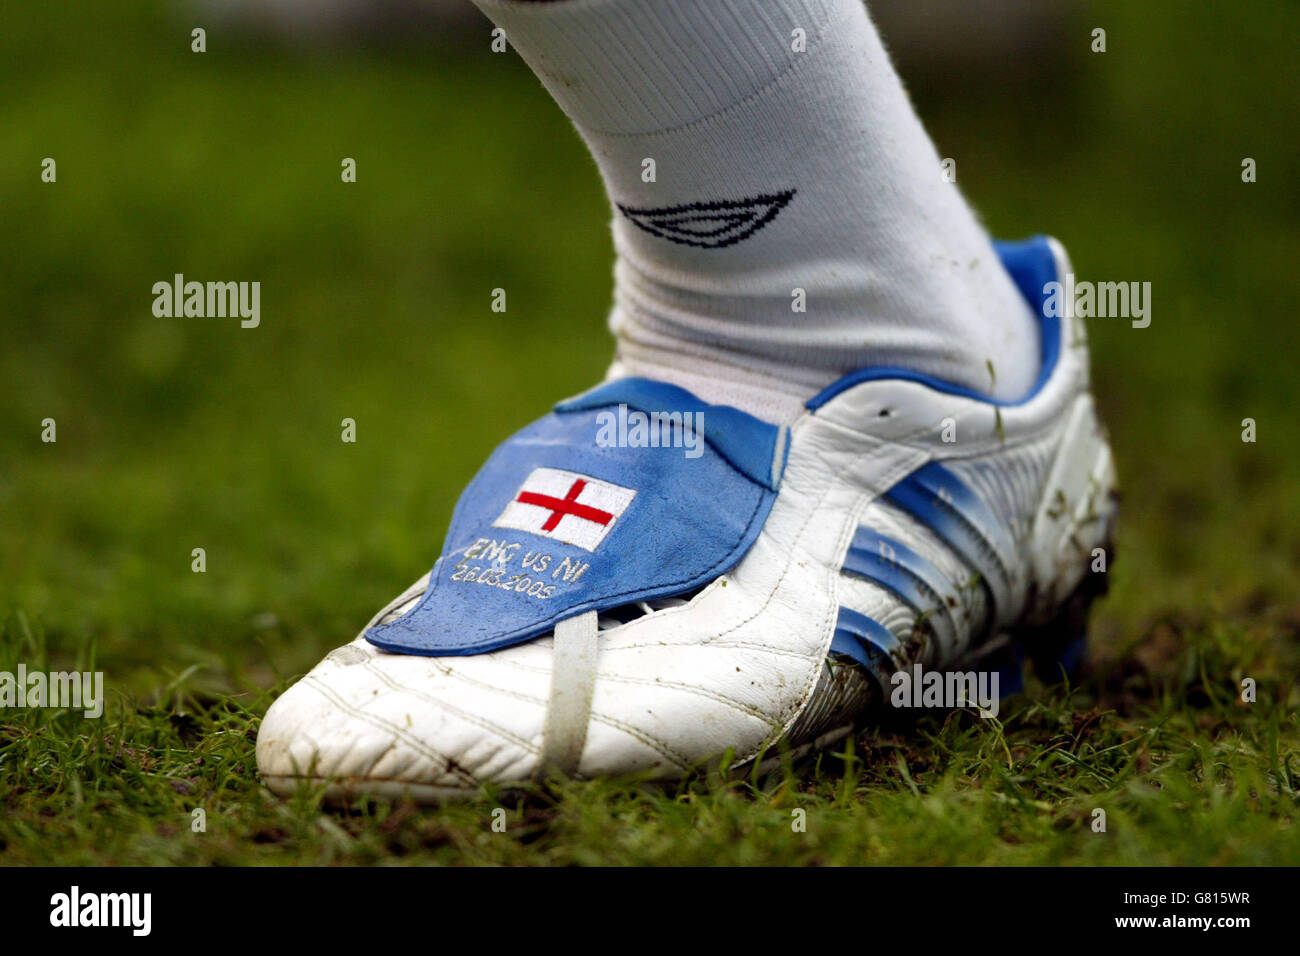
(258, 236, 1117, 803)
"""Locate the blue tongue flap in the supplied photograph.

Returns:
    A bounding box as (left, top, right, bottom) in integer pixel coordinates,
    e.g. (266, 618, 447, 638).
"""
(555, 378, 786, 491)
(365, 379, 787, 657)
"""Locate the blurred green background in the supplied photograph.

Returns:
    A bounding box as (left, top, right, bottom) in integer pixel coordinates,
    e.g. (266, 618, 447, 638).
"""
(2, 0, 1297, 699)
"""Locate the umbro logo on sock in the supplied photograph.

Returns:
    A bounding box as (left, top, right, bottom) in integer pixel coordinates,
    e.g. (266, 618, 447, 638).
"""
(616, 190, 795, 248)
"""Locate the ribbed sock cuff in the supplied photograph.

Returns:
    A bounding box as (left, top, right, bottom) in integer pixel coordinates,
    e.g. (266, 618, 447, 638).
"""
(474, 0, 836, 134)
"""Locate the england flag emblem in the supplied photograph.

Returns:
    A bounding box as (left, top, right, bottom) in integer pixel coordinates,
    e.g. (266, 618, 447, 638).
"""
(493, 468, 636, 552)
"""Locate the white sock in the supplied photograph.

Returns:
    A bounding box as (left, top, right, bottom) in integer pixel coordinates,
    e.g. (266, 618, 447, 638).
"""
(474, 0, 1040, 423)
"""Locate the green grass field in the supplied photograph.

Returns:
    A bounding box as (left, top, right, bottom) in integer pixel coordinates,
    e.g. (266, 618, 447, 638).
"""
(2, 0, 1297, 865)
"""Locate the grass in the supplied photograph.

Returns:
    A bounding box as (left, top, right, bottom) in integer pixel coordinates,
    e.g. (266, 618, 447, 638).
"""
(3, 606, 1295, 865)
(1, 0, 1297, 865)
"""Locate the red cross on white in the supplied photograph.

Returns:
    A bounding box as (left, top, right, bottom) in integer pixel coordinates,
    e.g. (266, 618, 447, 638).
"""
(494, 468, 637, 551)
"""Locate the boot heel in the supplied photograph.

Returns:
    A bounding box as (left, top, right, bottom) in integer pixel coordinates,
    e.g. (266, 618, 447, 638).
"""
(1019, 542, 1111, 683)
